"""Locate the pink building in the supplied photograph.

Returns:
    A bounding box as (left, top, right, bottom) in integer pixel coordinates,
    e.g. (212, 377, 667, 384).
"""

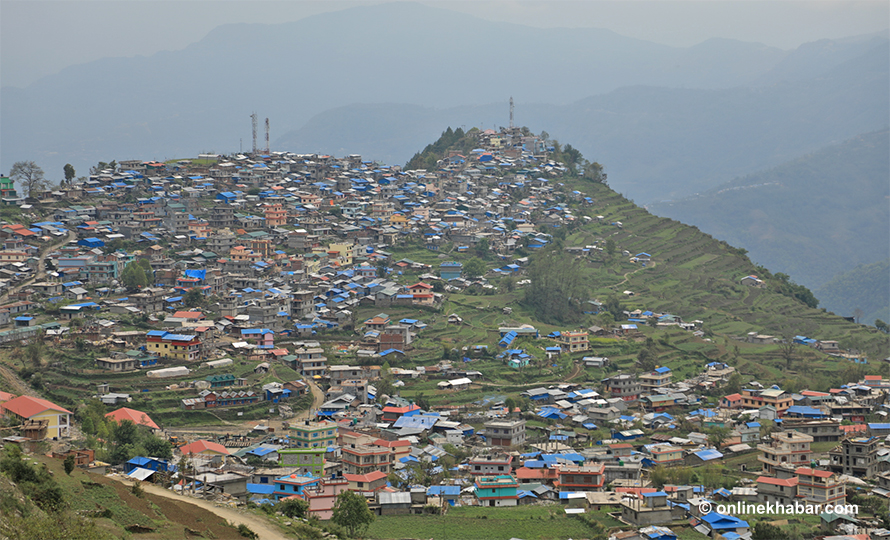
(242, 328, 274, 348)
(290, 477, 350, 520)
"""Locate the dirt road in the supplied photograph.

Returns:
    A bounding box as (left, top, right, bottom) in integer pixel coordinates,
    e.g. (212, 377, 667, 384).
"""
(296, 377, 325, 420)
(110, 476, 285, 540)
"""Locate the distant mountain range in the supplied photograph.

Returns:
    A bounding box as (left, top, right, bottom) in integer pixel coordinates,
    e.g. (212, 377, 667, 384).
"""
(816, 259, 890, 327)
(1, 1, 887, 205)
(277, 41, 888, 202)
(649, 130, 890, 324)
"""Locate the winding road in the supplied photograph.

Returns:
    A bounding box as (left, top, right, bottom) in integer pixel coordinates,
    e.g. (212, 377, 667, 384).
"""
(109, 476, 284, 540)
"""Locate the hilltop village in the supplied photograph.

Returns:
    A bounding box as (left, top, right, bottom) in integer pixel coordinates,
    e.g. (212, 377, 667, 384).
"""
(0, 126, 888, 540)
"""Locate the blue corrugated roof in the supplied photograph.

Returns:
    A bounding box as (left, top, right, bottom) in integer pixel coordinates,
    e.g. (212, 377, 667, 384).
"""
(694, 449, 724, 461)
(247, 447, 277, 457)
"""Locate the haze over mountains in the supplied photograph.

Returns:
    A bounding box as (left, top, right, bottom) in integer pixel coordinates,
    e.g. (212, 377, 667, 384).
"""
(2, 2, 886, 202)
(1, 2, 887, 323)
(650, 130, 890, 325)
(278, 40, 887, 202)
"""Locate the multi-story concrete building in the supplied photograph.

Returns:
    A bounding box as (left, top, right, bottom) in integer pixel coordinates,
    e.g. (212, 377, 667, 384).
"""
(758, 431, 813, 475)
(558, 330, 589, 353)
(264, 204, 288, 227)
(328, 365, 367, 386)
(288, 347, 327, 378)
(82, 254, 130, 283)
(341, 443, 394, 475)
(556, 463, 606, 492)
(474, 475, 519, 507)
(247, 298, 290, 332)
(291, 290, 314, 320)
(621, 492, 675, 526)
(469, 454, 514, 476)
(604, 462, 642, 484)
(795, 467, 845, 506)
(741, 387, 793, 413)
(279, 420, 339, 477)
(780, 419, 841, 442)
(644, 444, 684, 467)
(145, 330, 202, 362)
(208, 204, 235, 229)
(130, 287, 167, 314)
(207, 231, 237, 254)
(272, 474, 321, 501)
(483, 419, 527, 448)
(603, 374, 641, 402)
(829, 437, 880, 477)
(639, 367, 672, 394)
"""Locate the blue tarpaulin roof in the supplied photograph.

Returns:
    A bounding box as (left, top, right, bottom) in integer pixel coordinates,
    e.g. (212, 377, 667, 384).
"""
(184, 269, 206, 280)
(427, 486, 460, 496)
(247, 484, 276, 495)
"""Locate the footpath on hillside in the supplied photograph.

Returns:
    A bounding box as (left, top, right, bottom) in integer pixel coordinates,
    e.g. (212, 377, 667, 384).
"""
(108, 475, 284, 540)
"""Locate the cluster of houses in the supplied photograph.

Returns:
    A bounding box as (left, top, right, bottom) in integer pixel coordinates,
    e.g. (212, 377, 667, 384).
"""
(6, 364, 889, 538)
(1, 127, 888, 538)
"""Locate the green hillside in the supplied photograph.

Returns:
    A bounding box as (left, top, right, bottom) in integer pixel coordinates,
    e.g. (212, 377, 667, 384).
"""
(345, 168, 890, 410)
(0, 446, 255, 539)
(549, 180, 887, 358)
(649, 129, 889, 310)
(816, 258, 890, 326)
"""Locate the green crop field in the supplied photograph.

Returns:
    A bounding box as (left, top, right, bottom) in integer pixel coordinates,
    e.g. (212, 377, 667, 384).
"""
(366, 505, 622, 540)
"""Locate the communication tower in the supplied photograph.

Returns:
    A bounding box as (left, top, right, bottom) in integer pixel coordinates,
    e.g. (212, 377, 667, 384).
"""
(509, 97, 514, 129)
(251, 112, 258, 154)
(265, 118, 270, 154)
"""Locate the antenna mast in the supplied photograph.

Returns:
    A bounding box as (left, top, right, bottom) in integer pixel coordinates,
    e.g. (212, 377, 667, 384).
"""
(509, 97, 514, 129)
(251, 112, 258, 154)
(265, 118, 270, 154)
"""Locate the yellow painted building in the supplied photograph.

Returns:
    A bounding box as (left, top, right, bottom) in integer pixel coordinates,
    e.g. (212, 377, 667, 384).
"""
(327, 243, 355, 266)
(146, 331, 202, 362)
(2, 395, 72, 439)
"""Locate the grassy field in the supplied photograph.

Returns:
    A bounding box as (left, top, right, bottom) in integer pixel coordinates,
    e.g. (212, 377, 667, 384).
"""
(16, 454, 250, 539)
(366, 505, 622, 540)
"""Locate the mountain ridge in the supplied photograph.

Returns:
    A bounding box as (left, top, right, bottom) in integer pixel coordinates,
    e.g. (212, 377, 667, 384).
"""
(275, 41, 888, 203)
(4, 1, 877, 188)
(648, 129, 890, 323)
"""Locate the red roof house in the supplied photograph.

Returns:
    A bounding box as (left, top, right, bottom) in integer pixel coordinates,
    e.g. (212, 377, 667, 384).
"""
(2, 395, 72, 439)
(105, 407, 160, 431)
(179, 439, 230, 456)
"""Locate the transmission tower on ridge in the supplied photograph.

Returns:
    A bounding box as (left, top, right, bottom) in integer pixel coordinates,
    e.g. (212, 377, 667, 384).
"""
(250, 112, 258, 154)
(265, 118, 270, 154)
(509, 96, 514, 129)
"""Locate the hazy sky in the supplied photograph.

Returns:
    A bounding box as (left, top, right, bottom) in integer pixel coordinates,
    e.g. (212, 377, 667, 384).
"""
(2, 0, 888, 88)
